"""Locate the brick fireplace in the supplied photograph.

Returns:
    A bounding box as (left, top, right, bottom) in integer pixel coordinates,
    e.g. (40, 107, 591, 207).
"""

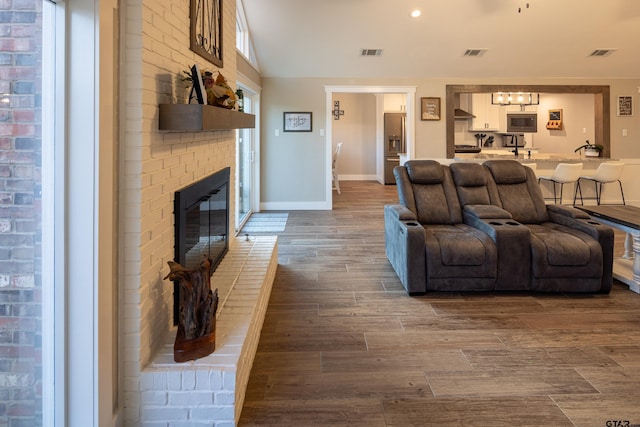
(120, 0, 274, 425)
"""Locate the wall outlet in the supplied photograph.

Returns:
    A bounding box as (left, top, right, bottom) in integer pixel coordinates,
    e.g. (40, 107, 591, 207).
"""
(622, 129, 628, 137)
(275, 129, 279, 136)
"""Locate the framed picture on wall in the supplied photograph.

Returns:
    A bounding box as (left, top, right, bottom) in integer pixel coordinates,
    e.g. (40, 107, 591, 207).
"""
(283, 112, 313, 132)
(421, 97, 441, 121)
(617, 95, 633, 116)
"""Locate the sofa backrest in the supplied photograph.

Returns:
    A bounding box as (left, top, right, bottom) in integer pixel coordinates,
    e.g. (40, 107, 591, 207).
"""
(449, 162, 497, 207)
(483, 160, 549, 224)
(394, 160, 462, 225)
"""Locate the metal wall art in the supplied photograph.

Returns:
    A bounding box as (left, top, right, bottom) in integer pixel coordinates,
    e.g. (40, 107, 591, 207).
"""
(191, 0, 223, 68)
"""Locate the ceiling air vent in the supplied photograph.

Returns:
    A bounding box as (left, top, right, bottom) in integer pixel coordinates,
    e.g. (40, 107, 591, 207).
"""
(463, 49, 487, 57)
(589, 49, 615, 57)
(361, 49, 383, 57)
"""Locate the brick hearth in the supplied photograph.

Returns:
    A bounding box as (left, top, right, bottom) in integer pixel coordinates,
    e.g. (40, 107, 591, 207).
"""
(140, 236, 277, 426)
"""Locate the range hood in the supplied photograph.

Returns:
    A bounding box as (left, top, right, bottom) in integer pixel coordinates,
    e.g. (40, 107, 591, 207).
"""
(454, 108, 475, 119)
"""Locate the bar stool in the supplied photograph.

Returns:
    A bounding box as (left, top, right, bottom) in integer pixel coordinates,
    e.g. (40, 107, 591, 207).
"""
(575, 161, 625, 205)
(537, 163, 583, 205)
(332, 142, 342, 194)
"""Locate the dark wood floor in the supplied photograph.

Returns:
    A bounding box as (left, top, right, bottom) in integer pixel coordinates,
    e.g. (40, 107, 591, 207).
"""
(239, 181, 640, 427)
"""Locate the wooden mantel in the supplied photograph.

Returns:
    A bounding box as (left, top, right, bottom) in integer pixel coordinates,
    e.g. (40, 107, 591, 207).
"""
(159, 104, 255, 131)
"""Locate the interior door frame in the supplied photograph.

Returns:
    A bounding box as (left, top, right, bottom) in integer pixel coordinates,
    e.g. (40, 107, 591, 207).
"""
(324, 85, 417, 208)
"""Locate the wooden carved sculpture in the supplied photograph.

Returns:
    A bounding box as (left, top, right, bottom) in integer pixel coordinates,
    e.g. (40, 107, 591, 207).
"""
(164, 257, 219, 362)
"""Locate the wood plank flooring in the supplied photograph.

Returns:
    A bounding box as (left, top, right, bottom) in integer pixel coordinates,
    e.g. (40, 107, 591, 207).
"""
(239, 181, 640, 427)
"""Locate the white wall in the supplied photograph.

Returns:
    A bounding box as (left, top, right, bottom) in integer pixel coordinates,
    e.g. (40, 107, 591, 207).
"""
(331, 93, 377, 180)
(259, 78, 327, 207)
(533, 93, 595, 153)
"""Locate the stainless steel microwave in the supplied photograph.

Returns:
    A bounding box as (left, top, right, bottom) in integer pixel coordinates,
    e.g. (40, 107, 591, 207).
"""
(506, 113, 538, 133)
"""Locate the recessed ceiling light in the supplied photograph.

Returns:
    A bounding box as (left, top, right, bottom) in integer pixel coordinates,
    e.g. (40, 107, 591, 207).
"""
(410, 9, 422, 18)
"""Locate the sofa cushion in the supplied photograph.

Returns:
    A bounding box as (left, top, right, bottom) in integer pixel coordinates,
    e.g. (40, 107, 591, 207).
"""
(528, 223, 602, 273)
(406, 160, 444, 184)
(450, 162, 492, 206)
(485, 160, 527, 184)
(413, 185, 452, 224)
(483, 160, 549, 224)
(424, 224, 497, 282)
(435, 230, 486, 266)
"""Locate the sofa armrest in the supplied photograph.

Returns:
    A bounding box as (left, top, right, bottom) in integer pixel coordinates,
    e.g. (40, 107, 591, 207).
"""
(462, 214, 532, 291)
(547, 210, 614, 293)
(385, 204, 417, 222)
(463, 204, 512, 220)
(546, 204, 590, 219)
(384, 205, 426, 295)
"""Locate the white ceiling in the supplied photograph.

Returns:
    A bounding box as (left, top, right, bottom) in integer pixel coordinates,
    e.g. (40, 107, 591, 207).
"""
(241, 0, 640, 79)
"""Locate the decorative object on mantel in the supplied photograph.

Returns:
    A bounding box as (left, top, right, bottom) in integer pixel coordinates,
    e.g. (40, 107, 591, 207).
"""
(190, 0, 223, 68)
(235, 89, 244, 112)
(183, 66, 237, 109)
(164, 257, 219, 362)
(574, 140, 603, 157)
(187, 64, 207, 105)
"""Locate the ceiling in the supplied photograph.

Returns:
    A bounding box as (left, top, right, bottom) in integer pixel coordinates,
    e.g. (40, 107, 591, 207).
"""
(241, 0, 640, 79)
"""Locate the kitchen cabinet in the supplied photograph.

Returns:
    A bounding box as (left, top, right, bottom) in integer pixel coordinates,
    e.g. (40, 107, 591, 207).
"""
(384, 93, 406, 112)
(470, 93, 500, 131)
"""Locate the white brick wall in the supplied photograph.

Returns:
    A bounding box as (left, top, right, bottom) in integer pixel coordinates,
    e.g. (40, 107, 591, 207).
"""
(122, 0, 253, 424)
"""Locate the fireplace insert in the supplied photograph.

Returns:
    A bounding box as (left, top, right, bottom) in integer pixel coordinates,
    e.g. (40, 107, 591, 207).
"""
(173, 167, 230, 324)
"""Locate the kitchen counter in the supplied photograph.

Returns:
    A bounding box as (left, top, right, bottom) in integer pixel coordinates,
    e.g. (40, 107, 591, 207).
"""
(453, 152, 611, 163)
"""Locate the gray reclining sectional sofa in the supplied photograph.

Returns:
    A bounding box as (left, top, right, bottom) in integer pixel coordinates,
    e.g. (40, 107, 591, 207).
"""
(384, 159, 614, 295)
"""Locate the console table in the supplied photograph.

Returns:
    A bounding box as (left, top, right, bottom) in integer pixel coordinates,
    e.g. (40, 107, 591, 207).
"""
(577, 205, 640, 293)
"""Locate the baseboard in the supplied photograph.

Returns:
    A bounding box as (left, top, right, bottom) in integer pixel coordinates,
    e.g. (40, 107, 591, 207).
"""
(337, 174, 378, 181)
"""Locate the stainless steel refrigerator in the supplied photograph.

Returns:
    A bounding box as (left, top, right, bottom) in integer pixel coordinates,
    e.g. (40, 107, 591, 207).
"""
(384, 113, 406, 184)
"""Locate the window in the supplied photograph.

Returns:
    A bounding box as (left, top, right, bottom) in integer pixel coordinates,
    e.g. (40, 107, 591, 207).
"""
(236, 0, 259, 68)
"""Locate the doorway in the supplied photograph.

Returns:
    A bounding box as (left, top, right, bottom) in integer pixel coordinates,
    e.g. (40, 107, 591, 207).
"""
(324, 85, 417, 206)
